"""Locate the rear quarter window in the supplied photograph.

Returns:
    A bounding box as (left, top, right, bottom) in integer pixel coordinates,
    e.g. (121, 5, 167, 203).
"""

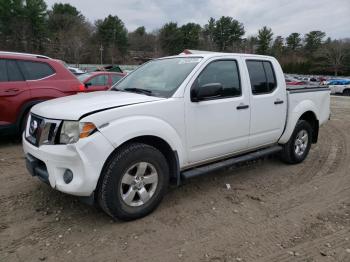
(18, 61, 55, 80)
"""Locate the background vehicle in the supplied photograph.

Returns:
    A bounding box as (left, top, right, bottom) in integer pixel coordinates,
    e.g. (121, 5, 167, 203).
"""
(68, 66, 86, 76)
(97, 65, 124, 73)
(78, 71, 126, 91)
(328, 79, 350, 96)
(285, 78, 307, 86)
(0, 51, 84, 136)
(23, 53, 330, 221)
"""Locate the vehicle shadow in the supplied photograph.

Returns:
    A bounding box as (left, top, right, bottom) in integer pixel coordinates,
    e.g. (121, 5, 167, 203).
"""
(0, 134, 21, 147)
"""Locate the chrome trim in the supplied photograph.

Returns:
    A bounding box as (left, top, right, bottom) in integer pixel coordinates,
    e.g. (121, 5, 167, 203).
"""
(26, 114, 62, 147)
(26, 73, 56, 81)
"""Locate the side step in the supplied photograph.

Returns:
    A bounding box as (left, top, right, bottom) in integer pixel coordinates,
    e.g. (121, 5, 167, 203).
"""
(181, 145, 282, 181)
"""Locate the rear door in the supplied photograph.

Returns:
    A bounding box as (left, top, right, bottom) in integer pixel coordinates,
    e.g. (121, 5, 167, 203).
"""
(245, 59, 287, 148)
(0, 59, 30, 126)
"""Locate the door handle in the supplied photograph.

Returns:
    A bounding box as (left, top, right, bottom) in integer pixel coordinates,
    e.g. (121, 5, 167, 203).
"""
(274, 99, 284, 105)
(236, 104, 249, 110)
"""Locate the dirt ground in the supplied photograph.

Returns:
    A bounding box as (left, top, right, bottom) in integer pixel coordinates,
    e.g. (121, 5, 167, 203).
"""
(1, 96, 350, 262)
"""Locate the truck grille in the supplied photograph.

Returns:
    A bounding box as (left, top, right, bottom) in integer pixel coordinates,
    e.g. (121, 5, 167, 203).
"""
(25, 114, 61, 147)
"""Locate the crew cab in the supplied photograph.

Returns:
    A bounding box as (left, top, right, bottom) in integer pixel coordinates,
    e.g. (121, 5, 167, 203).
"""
(23, 53, 330, 220)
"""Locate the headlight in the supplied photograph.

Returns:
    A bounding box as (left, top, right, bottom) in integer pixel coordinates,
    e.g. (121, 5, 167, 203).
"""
(59, 121, 97, 144)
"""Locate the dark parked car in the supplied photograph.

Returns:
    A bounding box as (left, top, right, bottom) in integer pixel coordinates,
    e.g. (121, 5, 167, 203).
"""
(0, 51, 84, 136)
(78, 71, 126, 92)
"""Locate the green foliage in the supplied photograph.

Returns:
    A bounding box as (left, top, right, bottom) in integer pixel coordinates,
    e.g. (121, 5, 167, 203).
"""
(0, 0, 47, 52)
(0, 1, 349, 74)
(180, 23, 201, 50)
(48, 3, 84, 32)
(286, 33, 302, 51)
(272, 36, 284, 58)
(159, 22, 183, 55)
(304, 30, 326, 54)
(95, 15, 128, 54)
(211, 16, 245, 51)
(134, 26, 146, 36)
(257, 26, 273, 55)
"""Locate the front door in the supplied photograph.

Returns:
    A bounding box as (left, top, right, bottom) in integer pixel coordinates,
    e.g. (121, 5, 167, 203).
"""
(185, 58, 251, 164)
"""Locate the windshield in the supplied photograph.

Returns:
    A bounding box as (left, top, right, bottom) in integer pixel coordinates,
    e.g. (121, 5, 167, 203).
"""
(78, 73, 92, 82)
(112, 57, 202, 97)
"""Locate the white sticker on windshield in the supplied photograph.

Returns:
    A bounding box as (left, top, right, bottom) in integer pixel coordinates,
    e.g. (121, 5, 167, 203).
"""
(178, 58, 202, 64)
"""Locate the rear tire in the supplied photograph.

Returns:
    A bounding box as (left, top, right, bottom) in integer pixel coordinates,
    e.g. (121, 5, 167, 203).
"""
(97, 143, 169, 221)
(280, 120, 313, 164)
(343, 89, 350, 96)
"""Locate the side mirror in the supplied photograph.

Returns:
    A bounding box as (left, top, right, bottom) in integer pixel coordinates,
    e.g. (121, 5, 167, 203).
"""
(191, 83, 223, 102)
(84, 82, 92, 88)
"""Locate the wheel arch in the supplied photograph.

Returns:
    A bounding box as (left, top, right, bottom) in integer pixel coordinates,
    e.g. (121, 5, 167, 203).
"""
(279, 105, 319, 144)
(97, 135, 181, 196)
(299, 111, 319, 143)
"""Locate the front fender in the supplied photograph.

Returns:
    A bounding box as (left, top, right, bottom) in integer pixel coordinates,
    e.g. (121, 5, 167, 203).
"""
(279, 99, 318, 144)
(97, 116, 187, 166)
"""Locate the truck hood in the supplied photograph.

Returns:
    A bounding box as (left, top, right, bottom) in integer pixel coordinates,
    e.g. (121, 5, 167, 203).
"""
(31, 91, 164, 120)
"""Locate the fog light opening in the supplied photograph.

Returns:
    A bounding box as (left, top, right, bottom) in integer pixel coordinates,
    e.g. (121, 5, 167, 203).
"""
(63, 169, 73, 184)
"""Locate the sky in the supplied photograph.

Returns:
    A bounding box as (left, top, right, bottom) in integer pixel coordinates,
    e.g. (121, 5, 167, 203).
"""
(45, 0, 350, 39)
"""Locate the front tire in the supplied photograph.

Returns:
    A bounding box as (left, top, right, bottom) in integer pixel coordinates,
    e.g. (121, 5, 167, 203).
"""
(97, 143, 169, 221)
(280, 120, 313, 164)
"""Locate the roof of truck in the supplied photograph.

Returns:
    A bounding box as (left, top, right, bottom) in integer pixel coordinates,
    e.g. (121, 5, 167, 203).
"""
(162, 50, 275, 60)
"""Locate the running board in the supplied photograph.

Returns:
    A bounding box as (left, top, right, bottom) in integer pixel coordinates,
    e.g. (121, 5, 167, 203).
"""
(181, 145, 282, 181)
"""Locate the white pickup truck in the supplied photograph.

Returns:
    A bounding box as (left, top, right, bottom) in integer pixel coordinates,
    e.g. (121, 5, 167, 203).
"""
(23, 53, 330, 220)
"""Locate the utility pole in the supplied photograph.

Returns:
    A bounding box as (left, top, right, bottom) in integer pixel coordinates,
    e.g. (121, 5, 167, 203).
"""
(100, 44, 104, 65)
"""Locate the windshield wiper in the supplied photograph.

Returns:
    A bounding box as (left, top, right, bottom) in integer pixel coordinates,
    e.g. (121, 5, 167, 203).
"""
(123, 88, 153, 96)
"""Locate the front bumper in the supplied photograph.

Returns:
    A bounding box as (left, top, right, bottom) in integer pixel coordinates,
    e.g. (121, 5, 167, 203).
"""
(23, 131, 115, 196)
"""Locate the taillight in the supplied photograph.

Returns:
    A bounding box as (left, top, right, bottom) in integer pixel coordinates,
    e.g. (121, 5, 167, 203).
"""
(78, 84, 85, 92)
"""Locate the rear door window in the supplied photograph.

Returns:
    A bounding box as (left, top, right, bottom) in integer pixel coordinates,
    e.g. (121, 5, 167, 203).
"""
(18, 61, 55, 80)
(7, 60, 24, 82)
(246, 60, 277, 95)
(0, 59, 7, 82)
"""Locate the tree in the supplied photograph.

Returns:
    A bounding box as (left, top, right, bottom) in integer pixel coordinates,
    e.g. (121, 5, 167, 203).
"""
(46, 3, 92, 64)
(304, 30, 326, 54)
(48, 3, 84, 32)
(272, 36, 284, 58)
(95, 15, 128, 63)
(0, 0, 48, 52)
(257, 26, 273, 55)
(180, 23, 201, 50)
(203, 17, 216, 50)
(212, 16, 245, 51)
(128, 26, 156, 54)
(286, 33, 302, 51)
(159, 22, 183, 55)
(316, 40, 350, 76)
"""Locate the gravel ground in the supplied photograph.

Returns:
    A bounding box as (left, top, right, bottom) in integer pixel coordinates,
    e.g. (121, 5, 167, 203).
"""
(1, 96, 350, 262)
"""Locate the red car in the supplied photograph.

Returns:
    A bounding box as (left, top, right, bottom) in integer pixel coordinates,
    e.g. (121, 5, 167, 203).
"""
(285, 79, 307, 86)
(0, 52, 84, 136)
(77, 71, 126, 92)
